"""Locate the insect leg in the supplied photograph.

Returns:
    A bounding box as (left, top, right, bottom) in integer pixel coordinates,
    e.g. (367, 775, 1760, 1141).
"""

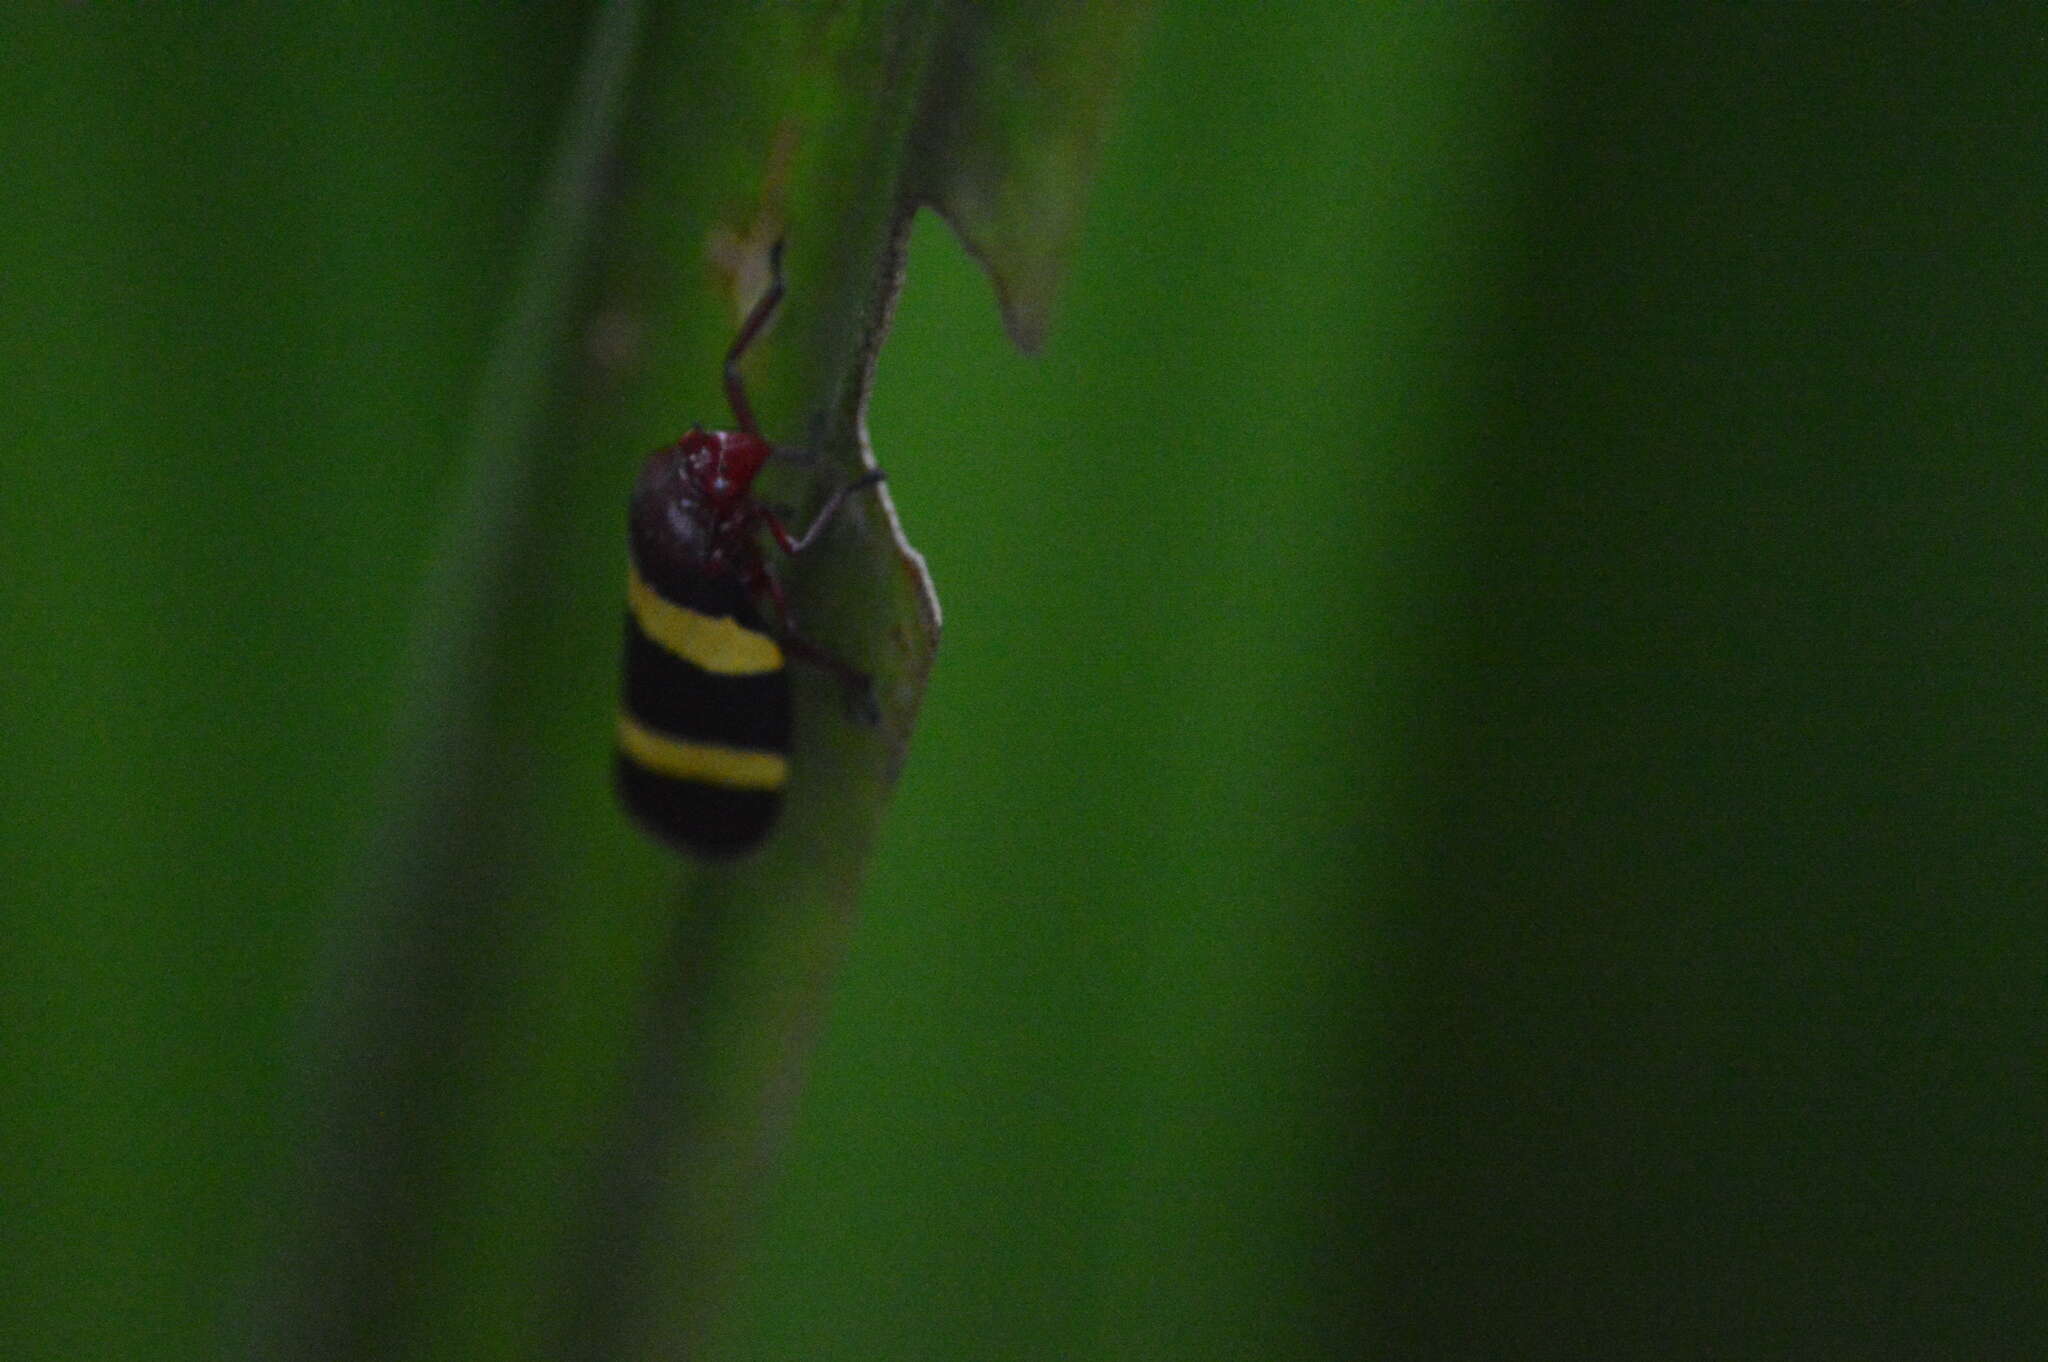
(761, 468, 887, 555)
(723, 238, 787, 437)
(779, 629, 881, 726)
(751, 563, 881, 725)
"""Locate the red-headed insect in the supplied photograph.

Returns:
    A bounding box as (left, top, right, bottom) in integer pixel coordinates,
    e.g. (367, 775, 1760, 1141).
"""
(614, 241, 884, 856)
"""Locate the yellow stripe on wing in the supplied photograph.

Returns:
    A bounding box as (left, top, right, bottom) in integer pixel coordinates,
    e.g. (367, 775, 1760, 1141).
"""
(616, 714, 789, 791)
(628, 565, 784, 675)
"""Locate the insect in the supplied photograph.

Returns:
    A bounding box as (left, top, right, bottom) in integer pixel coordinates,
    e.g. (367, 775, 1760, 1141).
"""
(615, 240, 884, 857)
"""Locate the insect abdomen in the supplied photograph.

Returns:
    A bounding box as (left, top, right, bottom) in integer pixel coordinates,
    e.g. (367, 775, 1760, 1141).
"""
(614, 561, 791, 856)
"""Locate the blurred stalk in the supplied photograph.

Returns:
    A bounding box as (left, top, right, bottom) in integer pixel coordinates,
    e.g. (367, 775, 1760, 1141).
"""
(248, 3, 648, 1358)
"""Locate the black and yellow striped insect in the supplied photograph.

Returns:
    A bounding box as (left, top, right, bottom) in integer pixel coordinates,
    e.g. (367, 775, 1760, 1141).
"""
(615, 242, 882, 857)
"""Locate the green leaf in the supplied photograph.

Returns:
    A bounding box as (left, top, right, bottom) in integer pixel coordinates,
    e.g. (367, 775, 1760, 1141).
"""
(913, 5, 1154, 351)
(249, 4, 1150, 1360)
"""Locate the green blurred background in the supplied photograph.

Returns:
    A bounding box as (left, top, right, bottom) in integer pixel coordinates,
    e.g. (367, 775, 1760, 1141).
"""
(8, 4, 2048, 1360)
